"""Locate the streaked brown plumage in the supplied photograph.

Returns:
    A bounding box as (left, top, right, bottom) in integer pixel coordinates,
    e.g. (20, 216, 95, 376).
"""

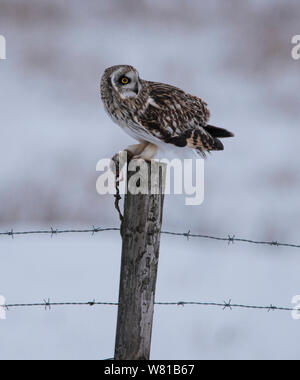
(101, 65, 233, 159)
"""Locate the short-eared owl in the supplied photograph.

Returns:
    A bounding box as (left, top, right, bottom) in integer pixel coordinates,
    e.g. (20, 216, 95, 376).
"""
(101, 65, 233, 160)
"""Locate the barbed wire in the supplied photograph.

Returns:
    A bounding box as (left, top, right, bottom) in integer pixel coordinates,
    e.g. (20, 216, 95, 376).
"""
(0, 226, 299, 249)
(161, 231, 300, 249)
(0, 227, 120, 238)
(0, 298, 296, 312)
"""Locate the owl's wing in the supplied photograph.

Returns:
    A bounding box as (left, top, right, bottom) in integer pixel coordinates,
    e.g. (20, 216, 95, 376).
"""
(137, 81, 224, 153)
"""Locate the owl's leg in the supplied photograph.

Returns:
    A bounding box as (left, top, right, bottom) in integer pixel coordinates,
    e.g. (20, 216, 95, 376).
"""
(133, 143, 158, 161)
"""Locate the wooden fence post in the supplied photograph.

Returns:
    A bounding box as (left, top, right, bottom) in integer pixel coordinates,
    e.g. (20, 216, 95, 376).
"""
(114, 159, 166, 360)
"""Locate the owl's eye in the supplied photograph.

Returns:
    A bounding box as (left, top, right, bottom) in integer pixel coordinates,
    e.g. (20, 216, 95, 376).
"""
(120, 76, 130, 85)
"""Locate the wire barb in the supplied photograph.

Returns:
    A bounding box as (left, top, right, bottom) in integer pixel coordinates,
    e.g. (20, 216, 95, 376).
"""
(43, 298, 51, 311)
(227, 235, 235, 245)
(223, 299, 233, 310)
(268, 304, 277, 312)
(88, 299, 96, 306)
(184, 230, 191, 241)
(50, 227, 58, 238)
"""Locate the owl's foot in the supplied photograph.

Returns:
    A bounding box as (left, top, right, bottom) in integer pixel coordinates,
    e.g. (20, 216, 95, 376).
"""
(110, 143, 157, 179)
(132, 143, 158, 162)
(110, 142, 148, 175)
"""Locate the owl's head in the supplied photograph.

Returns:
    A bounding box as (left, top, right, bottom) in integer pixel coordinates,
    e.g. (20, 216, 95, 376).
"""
(103, 65, 142, 99)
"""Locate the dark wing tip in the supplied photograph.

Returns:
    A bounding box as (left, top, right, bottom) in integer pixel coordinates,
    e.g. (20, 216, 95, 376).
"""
(213, 138, 224, 150)
(204, 125, 234, 138)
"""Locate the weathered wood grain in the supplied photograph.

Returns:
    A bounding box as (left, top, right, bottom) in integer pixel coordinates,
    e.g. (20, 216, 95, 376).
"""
(114, 160, 166, 360)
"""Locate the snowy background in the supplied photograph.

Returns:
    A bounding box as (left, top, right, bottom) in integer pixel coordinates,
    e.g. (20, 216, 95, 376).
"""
(0, 0, 300, 359)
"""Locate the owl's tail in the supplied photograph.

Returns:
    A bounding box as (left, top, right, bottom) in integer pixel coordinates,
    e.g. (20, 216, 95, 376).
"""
(164, 125, 234, 157)
(192, 125, 234, 158)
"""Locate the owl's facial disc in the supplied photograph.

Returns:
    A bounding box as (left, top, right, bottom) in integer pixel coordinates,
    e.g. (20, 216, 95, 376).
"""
(111, 69, 141, 99)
